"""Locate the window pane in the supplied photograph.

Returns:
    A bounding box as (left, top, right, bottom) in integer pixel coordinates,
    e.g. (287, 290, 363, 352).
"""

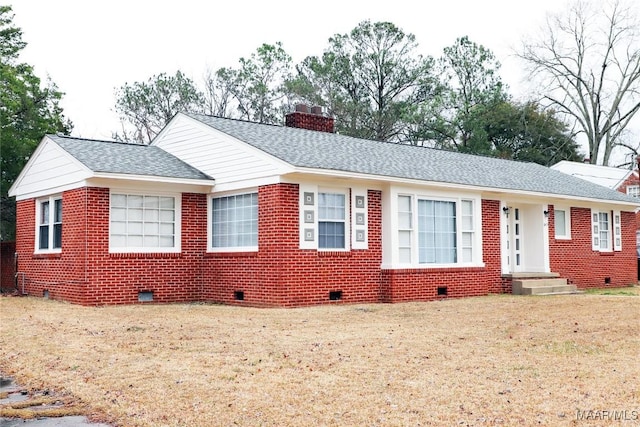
(39, 225, 49, 249)
(41, 201, 50, 225)
(54, 199, 62, 223)
(128, 195, 143, 208)
(212, 193, 258, 248)
(111, 235, 126, 247)
(111, 194, 177, 250)
(111, 194, 126, 207)
(112, 207, 126, 221)
(398, 230, 411, 247)
(399, 248, 411, 263)
(417, 200, 456, 264)
(555, 210, 566, 236)
(53, 224, 62, 249)
(111, 221, 126, 234)
(319, 222, 345, 249)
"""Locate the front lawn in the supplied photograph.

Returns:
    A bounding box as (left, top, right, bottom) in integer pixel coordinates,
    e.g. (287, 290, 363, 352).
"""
(1, 293, 638, 426)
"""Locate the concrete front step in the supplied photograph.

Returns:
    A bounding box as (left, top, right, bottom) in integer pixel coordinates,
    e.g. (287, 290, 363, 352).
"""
(512, 278, 578, 295)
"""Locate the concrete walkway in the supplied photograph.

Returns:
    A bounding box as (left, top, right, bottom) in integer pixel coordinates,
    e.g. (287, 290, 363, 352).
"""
(0, 376, 110, 427)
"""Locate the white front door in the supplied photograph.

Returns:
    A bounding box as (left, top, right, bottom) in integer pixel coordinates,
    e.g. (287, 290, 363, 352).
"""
(502, 203, 550, 274)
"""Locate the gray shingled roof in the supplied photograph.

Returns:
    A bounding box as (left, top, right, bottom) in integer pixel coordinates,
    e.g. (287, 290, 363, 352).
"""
(187, 113, 638, 205)
(50, 134, 212, 181)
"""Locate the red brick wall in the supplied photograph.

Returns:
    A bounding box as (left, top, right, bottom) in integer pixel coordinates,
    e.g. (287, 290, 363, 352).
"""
(285, 111, 334, 133)
(201, 184, 384, 307)
(15, 189, 88, 303)
(82, 189, 206, 305)
(15, 185, 635, 307)
(381, 199, 504, 302)
(616, 171, 639, 196)
(15, 188, 207, 305)
(549, 206, 637, 288)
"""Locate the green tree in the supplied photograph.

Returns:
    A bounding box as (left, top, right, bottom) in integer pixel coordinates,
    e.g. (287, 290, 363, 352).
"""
(288, 21, 436, 142)
(114, 71, 204, 143)
(0, 5, 72, 241)
(213, 42, 292, 124)
(424, 36, 507, 153)
(470, 100, 583, 165)
(518, 0, 640, 165)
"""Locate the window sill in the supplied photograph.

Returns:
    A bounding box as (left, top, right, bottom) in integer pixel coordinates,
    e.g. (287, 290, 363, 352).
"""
(595, 251, 615, 256)
(205, 251, 258, 258)
(318, 250, 351, 257)
(381, 263, 486, 270)
(33, 253, 62, 259)
(109, 252, 182, 259)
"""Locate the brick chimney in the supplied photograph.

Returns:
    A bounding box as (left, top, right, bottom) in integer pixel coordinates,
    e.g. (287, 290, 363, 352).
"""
(285, 104, 334, 133)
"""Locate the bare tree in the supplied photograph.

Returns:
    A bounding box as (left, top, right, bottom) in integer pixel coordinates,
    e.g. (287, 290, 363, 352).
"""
(518, 0, 640, 165)
(202, 66, 234, 117)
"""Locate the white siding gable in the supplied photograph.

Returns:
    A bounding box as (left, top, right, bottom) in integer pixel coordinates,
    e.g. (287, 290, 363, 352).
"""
(9, 137, 91, 200)
(153, 114, 292, 189)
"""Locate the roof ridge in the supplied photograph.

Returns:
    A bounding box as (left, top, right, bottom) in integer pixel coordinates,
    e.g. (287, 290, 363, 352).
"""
(49, 133, 148, 147)
(188, 113, 541, 167)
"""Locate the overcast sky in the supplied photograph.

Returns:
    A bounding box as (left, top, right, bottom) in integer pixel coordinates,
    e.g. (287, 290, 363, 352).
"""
(10, 0, 589, 143)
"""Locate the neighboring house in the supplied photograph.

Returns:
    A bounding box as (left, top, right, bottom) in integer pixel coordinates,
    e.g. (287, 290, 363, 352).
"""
(8, 108, 640, 306)
(551, 160, 640, 258)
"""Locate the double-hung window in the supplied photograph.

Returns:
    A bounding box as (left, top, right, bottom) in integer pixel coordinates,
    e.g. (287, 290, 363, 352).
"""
(110, 193, 180, 252)
(554, 207, 571, 239)
(627, 185, 639, 198)
(591, 209, 622, 252)
(397, 194, 478, 266)
(211, 192, 258, 250)
(318, 192, 346, 249)
(36, 196, 62, 252)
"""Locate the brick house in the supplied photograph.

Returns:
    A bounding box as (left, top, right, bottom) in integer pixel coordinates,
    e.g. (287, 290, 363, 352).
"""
(552, 160, 640, 257)
(8, 109, 640, 306)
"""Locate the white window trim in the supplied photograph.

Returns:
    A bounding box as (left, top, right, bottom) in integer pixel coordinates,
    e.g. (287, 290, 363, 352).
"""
(207, 190, 258, 253)
(390, 190, 483, 269)
(591, 209, 615, 253)
(626, 185, 639, 198)
(317, 187, 350, 251)
(553, 206, 571, 240)
(109, 190, 182, 254)
(34, 194, 62, 254)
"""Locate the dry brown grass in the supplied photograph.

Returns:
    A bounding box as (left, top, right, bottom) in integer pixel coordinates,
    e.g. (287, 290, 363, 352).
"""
(1, 291, 639, 426)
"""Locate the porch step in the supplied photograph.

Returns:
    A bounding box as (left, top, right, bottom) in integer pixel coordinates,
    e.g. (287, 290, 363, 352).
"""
(512, 278, 580, 295)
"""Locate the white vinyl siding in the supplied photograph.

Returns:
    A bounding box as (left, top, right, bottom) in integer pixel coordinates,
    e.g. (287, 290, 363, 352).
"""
(12, 139, 89, 201)
(110, 193, 180, 253)
(153, 115, 285, 186)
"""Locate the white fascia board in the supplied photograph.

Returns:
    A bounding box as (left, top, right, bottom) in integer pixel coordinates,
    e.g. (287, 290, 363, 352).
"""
(210, 175, 282, 193)
(90, 173, 215, 190)
(12, 181, 88, 201)
(288, 167, 640, 211)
